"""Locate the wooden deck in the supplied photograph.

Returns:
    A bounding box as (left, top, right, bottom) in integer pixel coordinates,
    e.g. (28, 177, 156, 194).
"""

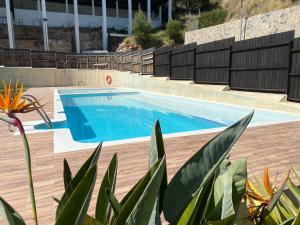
(0, 87, 300, 224)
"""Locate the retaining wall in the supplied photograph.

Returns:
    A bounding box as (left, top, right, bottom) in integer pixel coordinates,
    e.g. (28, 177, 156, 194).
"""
(1, 67, 300, 113)
(185, 6, 300, 45)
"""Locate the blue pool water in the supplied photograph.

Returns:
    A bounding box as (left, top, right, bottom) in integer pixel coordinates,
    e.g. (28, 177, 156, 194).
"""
(59, 92, 224, 143)
(53, 89, 300, 143)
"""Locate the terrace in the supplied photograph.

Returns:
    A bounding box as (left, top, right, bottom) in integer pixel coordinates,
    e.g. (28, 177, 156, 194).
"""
(0, 15, 300, 225)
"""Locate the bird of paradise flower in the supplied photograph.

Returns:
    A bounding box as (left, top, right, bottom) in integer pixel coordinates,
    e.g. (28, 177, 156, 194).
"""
(0, 80, 42, 225)
(245, 167, 289, 224)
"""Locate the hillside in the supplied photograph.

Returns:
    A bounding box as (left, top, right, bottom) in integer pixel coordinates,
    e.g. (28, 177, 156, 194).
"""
(217, 0, 300, 21)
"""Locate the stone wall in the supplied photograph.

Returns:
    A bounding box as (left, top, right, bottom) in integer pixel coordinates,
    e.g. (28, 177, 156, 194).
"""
(0, 25, 102, 52)
(185, 6, 300, 45)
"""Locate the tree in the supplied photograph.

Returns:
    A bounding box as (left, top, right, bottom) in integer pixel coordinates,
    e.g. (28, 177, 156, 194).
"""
(133, 11, 154, 48)
(166, 19, 184, 45)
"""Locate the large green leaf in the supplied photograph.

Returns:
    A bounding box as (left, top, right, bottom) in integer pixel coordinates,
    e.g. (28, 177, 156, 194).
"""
(206, 159, 247, 221)
(177, 189, 202, 225)
(63, 159, 73, 190)
(292, 167, 300, 182)
(267, 177, 288, 213)
(105, 189, 122, 216)
(0, 197, 25, 225)
(292, 211, 300, 225)
(163, 112, 253, 224)
(148, 120, 167, 225)
(186, 174, 217, 225)
(220, 177, 235, 219)
(287, 178, 300, 204)
(281, 218, 296, 225)
(95, 153, 118, 224)
(55, 165, 97, 225)
(120, 179, 143, 206)
(280, 193, 299, 217)
(114, 158, 166, 225)
(56, 144, 102, 218)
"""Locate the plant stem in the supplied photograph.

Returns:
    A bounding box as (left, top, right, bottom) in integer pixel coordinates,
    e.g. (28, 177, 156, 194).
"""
(0, 114, 38, 225)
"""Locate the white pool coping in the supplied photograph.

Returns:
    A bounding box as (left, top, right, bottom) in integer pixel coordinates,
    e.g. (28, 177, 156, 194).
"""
(19, 87, 300, 153)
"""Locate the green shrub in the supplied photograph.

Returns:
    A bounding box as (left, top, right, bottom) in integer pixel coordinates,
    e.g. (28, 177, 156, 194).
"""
(133, 11, 154, 48)
(198, 8, 227, 29)
(166, 19, 184, 45)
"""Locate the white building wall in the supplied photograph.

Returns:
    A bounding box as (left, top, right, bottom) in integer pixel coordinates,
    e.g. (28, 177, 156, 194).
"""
(0, 7, 161, 29)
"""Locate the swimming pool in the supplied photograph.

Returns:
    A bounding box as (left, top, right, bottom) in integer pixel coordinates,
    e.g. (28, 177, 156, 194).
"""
(26, 87, 300, 152)
(59, 92, 224, 143)
(52, 88, 300, 144)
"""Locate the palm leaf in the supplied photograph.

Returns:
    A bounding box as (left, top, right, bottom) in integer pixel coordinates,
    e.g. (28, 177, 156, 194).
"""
(56, 144, 101, 219)
(0, 197, 25, 225)
(115, 158, 166, 225)
(163, 112, 253, 224)
(95, 154, 118, 224)
(55, 165, 97, 225)
(63, 159, 73, 190)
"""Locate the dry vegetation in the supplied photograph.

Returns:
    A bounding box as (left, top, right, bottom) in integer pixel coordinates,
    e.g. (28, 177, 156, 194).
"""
(215, 0, 300, 20)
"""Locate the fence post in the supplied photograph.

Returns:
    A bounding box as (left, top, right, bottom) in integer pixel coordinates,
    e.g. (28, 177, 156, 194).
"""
(169, 48, 172, 78)
(153, 48, 155, 76)
(140, 51, 142, 74)
(287, 40, 294, 96)
(228, 46, 233, 89)
(30, 51, 33, 68)
(193, 46, 196, 83)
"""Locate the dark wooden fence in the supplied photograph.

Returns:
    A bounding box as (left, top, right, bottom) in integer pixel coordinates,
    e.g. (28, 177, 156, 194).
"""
(170, 43, 196, 80)
(131, 50, 142, 73)
(0, 48, 153, 74)
(195, 38, 234, 84)
(141, 48, 154, 75)
(122, 52, 132, 71)
(3, 49, 31, 67)
(154, 45, 173, 77)
(230, 31, 294, 93)
(288, 38, 300, 102)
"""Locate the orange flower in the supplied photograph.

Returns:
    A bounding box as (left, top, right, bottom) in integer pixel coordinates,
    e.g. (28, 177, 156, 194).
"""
(0, 80, 39, 114)
(245, 167, 289, 223)
(245, 168, 275, 221)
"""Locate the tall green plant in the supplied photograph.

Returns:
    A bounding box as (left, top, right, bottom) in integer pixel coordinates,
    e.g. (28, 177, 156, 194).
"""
(0, 81, 41, 225)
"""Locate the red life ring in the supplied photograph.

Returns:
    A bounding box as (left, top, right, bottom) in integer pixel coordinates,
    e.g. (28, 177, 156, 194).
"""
(106, 75, 112, 85)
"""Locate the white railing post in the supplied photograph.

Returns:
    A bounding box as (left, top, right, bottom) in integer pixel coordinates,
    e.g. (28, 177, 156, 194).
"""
(102, 0, 108, 50)
(37, 0, 41, 11)
(65, 0, 69, 13)
(74, 0, 80, 53)
(168, 0, 172, 20)
(41, 0, 49, 51)
(147, 0, 151, 21)
(5, 0, 15, 48)
(159, 5, 162, 25)
(128, 0, 132, 34)
(116, 0, 119, 17)
(92, 0, 95, 16)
